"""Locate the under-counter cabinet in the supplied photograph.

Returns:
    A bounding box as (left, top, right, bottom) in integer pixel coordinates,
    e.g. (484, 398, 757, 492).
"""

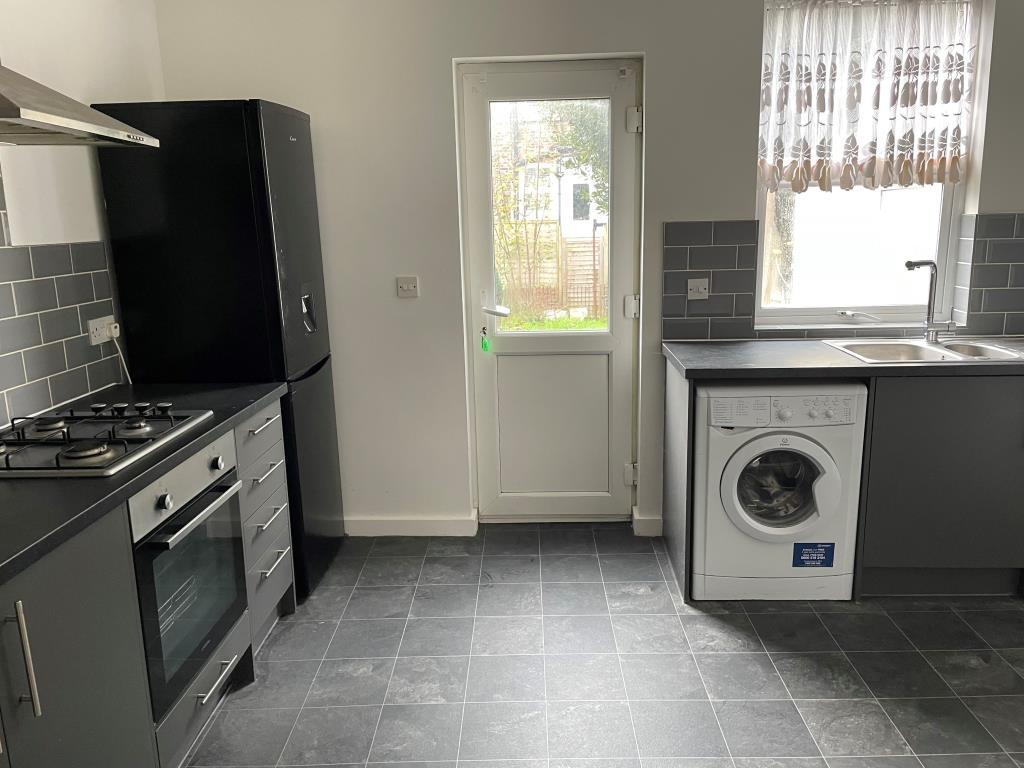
(863, 376, 1024, 570)
(0, 510, 157, 768)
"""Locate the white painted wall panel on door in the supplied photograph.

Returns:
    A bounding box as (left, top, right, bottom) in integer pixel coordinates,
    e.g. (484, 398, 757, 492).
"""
(497, 353, 609, 493)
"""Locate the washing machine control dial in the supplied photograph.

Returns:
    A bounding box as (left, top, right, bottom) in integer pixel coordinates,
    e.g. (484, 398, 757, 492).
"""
(808, 409, 820, 419)
(777, 407, 794, 421)
(825, 409, 835, 418)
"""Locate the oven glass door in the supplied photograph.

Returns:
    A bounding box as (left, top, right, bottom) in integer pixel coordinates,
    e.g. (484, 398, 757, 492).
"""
(134, 472, 246, 722)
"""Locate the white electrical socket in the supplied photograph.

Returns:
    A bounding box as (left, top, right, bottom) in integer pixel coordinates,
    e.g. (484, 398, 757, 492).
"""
(88, 314, 118, 346)
(396, 275, 420, 298)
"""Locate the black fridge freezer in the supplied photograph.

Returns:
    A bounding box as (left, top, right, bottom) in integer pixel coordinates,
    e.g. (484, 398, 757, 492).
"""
(95, 99, 344, 599)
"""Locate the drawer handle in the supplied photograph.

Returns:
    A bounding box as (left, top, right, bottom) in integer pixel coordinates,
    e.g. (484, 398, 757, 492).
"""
(257, 503, 288, 532)
(196, 654, 239, 706)
(260, 547, 291, 581)
(251, 460, 283, 486)
(4, 601, 42, 717)
(249, 413, 281, 436)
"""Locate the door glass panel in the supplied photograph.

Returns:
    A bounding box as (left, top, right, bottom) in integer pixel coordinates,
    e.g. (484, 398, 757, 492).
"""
(489, 99, 610, 332)
(735, 450, 820, 527)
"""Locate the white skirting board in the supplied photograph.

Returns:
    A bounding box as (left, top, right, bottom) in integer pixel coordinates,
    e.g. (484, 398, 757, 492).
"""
(631, 505, 663, 536)
(343, 511, 479, 537)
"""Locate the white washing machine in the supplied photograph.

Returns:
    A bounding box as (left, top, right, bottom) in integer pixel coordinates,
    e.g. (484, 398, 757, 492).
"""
(692, 381, 868, 601)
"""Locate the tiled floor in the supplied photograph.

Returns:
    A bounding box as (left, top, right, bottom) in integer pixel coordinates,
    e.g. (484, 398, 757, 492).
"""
(190, 523, 1024, 768)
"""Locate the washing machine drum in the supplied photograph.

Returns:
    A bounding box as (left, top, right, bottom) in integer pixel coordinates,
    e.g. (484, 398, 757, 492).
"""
(721, 434, 842, 542)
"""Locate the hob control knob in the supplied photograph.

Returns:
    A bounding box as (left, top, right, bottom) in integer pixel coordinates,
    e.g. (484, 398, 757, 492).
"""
(210, 455, 225, 471)
(112, 403, 129, 417)
(156, 402, 173, 416)
(778, 408, 794, 422)
(134, 402, 151, 413)
(157, 493, 175, 512)
(90, 403, 108, 415)
(809, 409, 819, 419)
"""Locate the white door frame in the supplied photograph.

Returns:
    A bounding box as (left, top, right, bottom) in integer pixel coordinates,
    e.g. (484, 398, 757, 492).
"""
(453, 57, 643, 522)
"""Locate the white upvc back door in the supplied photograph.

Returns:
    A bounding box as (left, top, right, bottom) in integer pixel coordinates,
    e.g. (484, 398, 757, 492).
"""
(458, 59, 641, 522)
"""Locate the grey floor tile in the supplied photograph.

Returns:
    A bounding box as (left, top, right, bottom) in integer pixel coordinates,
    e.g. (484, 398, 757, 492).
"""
(306, 657, 395, 706)
(642, 760, 732, 768)
(467, 761, 546, 768)
(733, 759, 828, 767)
(477, 583, 542, 616)
(619, 653, 707, 700)
(386, 656, 469, 703)
(284, 586, 353, 621)
(811, 599, 886, 614)
(316, 557, 366, 586)
(964, 696, 1024, 751)
(881, 697, 1001, 754)
(818, 613, 914, 651)
(370, 703, 463, 761)
(681, 614, 763, 653)
(770, 652, 871, 699)
(605, 582, 676, 614)
(695, 652, 788, 700)
(399, 618, 474, 656)
(326, 618, 405, 658)
(358, 557, 424, 586)
(631, 700, 729, 758)
(825, 759, 921, 768)
(466, 654, 545, 702)
(876, 597, 952, 612)
(224, 660, 319, 710)
(410, 585, 478, 617)
(749, 612, 839, 653)
(545, 653, 626, 700)
(742, 600, 814, 613)
(960, 611, 1024, 649)
(472, 616, 544, 655)
(370, 536, 430, 557)
(542, 555, 603, 583)
(426, 535, 484, 556)
(481, 556, 541, 583)
(595, 529, 654, 554)
(256, 620, 337, 661)
(338, 537, 375, 557)
(191, 708, 298, 766)
(344, 586, 415, 619)
(484, 530, 540, 556)
(676, 600, 746, 616)
(599, 554, 664, 582)
(547, 701, 638, 758)
(796, 699, 912, 757)
(1003, 648, 1024, 676)
(458, 702, 548, 759)
(419, 556, 482, 584)
(948, 597, 1024, 612)
(846, 651, 954, 698)
(541, 528, 598, 555)
(1010, 755, 1024, 767)
(888, 610, 988, 650)
(919, 755, 1019, 767)
(544, 582, 609, 614)
(612, 614, 689, 653)
(926, 649, 1024, 695)
(714, 700, 819, 758)
(545, 615, 618, 654)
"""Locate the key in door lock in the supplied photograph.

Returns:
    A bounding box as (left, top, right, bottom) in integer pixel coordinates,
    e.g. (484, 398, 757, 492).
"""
(480, 325, 491, 353)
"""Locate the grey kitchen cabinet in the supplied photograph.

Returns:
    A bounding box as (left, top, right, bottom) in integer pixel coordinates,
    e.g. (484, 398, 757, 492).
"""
(0, 716, 9, 768)
(862, 375, 1024, 569)
(0, 508, 157, 768)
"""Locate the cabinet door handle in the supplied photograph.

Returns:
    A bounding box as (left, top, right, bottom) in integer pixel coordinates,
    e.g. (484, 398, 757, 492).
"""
(251, 460, 283, 486)
(249, 413, 281, 436)
(196, 654, 239, 706)
(260, 547, 291, 581)
(4, 601, 42, 717)
(257, 503, 288, 532)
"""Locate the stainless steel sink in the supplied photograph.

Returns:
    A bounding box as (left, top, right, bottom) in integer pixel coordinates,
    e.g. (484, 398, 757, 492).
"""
(938, 341, 1021, 360)
(825, 338, 1022, 364)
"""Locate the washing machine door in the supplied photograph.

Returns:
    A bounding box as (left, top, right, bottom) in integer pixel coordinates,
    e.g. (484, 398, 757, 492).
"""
(719, 432, 841, 543)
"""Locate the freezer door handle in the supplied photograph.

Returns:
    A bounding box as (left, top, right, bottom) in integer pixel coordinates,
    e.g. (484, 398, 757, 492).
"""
(301, 293, 317, 333)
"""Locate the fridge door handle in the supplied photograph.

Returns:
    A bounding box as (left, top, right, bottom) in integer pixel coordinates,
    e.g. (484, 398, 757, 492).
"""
(301, 293, 317, 333)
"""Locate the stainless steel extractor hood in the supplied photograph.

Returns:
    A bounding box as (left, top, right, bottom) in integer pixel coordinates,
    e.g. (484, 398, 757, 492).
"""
(0, 64, 158, 147)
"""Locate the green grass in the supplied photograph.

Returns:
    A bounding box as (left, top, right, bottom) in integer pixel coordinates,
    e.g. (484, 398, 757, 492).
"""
(501, 316, 608, 332)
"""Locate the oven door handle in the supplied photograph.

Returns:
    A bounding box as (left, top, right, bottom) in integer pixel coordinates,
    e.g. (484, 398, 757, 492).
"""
(147, 481, 242, 550)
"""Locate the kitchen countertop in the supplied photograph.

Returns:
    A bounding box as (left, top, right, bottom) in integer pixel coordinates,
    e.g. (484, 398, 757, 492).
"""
(0, 381, 287, 584)
(664, 336, 1024, 379)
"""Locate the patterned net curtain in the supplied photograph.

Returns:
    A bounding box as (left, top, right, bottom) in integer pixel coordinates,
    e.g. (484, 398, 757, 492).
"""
(758, 0, 978, 193)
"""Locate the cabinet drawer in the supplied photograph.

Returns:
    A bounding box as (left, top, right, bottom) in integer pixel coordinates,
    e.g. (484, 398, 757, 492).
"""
(247, 531, 294, 639)
(239, 440, 286, 519)
(235, 400, 283, 471)
(155, 612, 250, 768)
(243, 482, 290, 569)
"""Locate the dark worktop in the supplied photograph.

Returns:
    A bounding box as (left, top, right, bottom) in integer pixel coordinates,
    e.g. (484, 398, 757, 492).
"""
(663, 337, 1024, 379)
(0, 381, 287, 583)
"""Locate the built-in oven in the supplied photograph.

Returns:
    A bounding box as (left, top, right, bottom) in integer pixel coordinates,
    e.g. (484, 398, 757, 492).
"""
(129, 432, 247, 723)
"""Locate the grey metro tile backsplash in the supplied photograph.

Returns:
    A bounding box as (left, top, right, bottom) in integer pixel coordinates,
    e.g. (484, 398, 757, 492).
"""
(0, 240, 124, 421)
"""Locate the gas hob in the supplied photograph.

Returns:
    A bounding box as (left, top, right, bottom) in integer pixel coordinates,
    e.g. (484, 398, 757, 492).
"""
(0, 401, 212, 477)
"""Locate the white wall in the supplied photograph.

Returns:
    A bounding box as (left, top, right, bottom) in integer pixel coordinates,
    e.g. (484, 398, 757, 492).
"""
(153, 0, 763, 532)
(0, 0, 165, 245)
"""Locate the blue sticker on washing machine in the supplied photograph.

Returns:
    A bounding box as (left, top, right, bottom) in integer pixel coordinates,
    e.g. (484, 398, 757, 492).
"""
(792, 543, 835, 568)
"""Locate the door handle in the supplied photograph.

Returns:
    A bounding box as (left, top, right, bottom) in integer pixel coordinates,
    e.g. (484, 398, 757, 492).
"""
(481, 305, 510, 318)
(196, 654, 239, 706)
(4, 601, 42, 717)
(249, 413, 281, 436)
(256, 503, 288, 532)
(260, 547, 291, 580)
(148, 481, 243, 550)
(301, 293, 317, 333)
(251, 460, 284, 486)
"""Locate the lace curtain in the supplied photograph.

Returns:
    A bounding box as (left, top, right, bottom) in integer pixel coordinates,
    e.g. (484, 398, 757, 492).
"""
(758, 0, 978, 193)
